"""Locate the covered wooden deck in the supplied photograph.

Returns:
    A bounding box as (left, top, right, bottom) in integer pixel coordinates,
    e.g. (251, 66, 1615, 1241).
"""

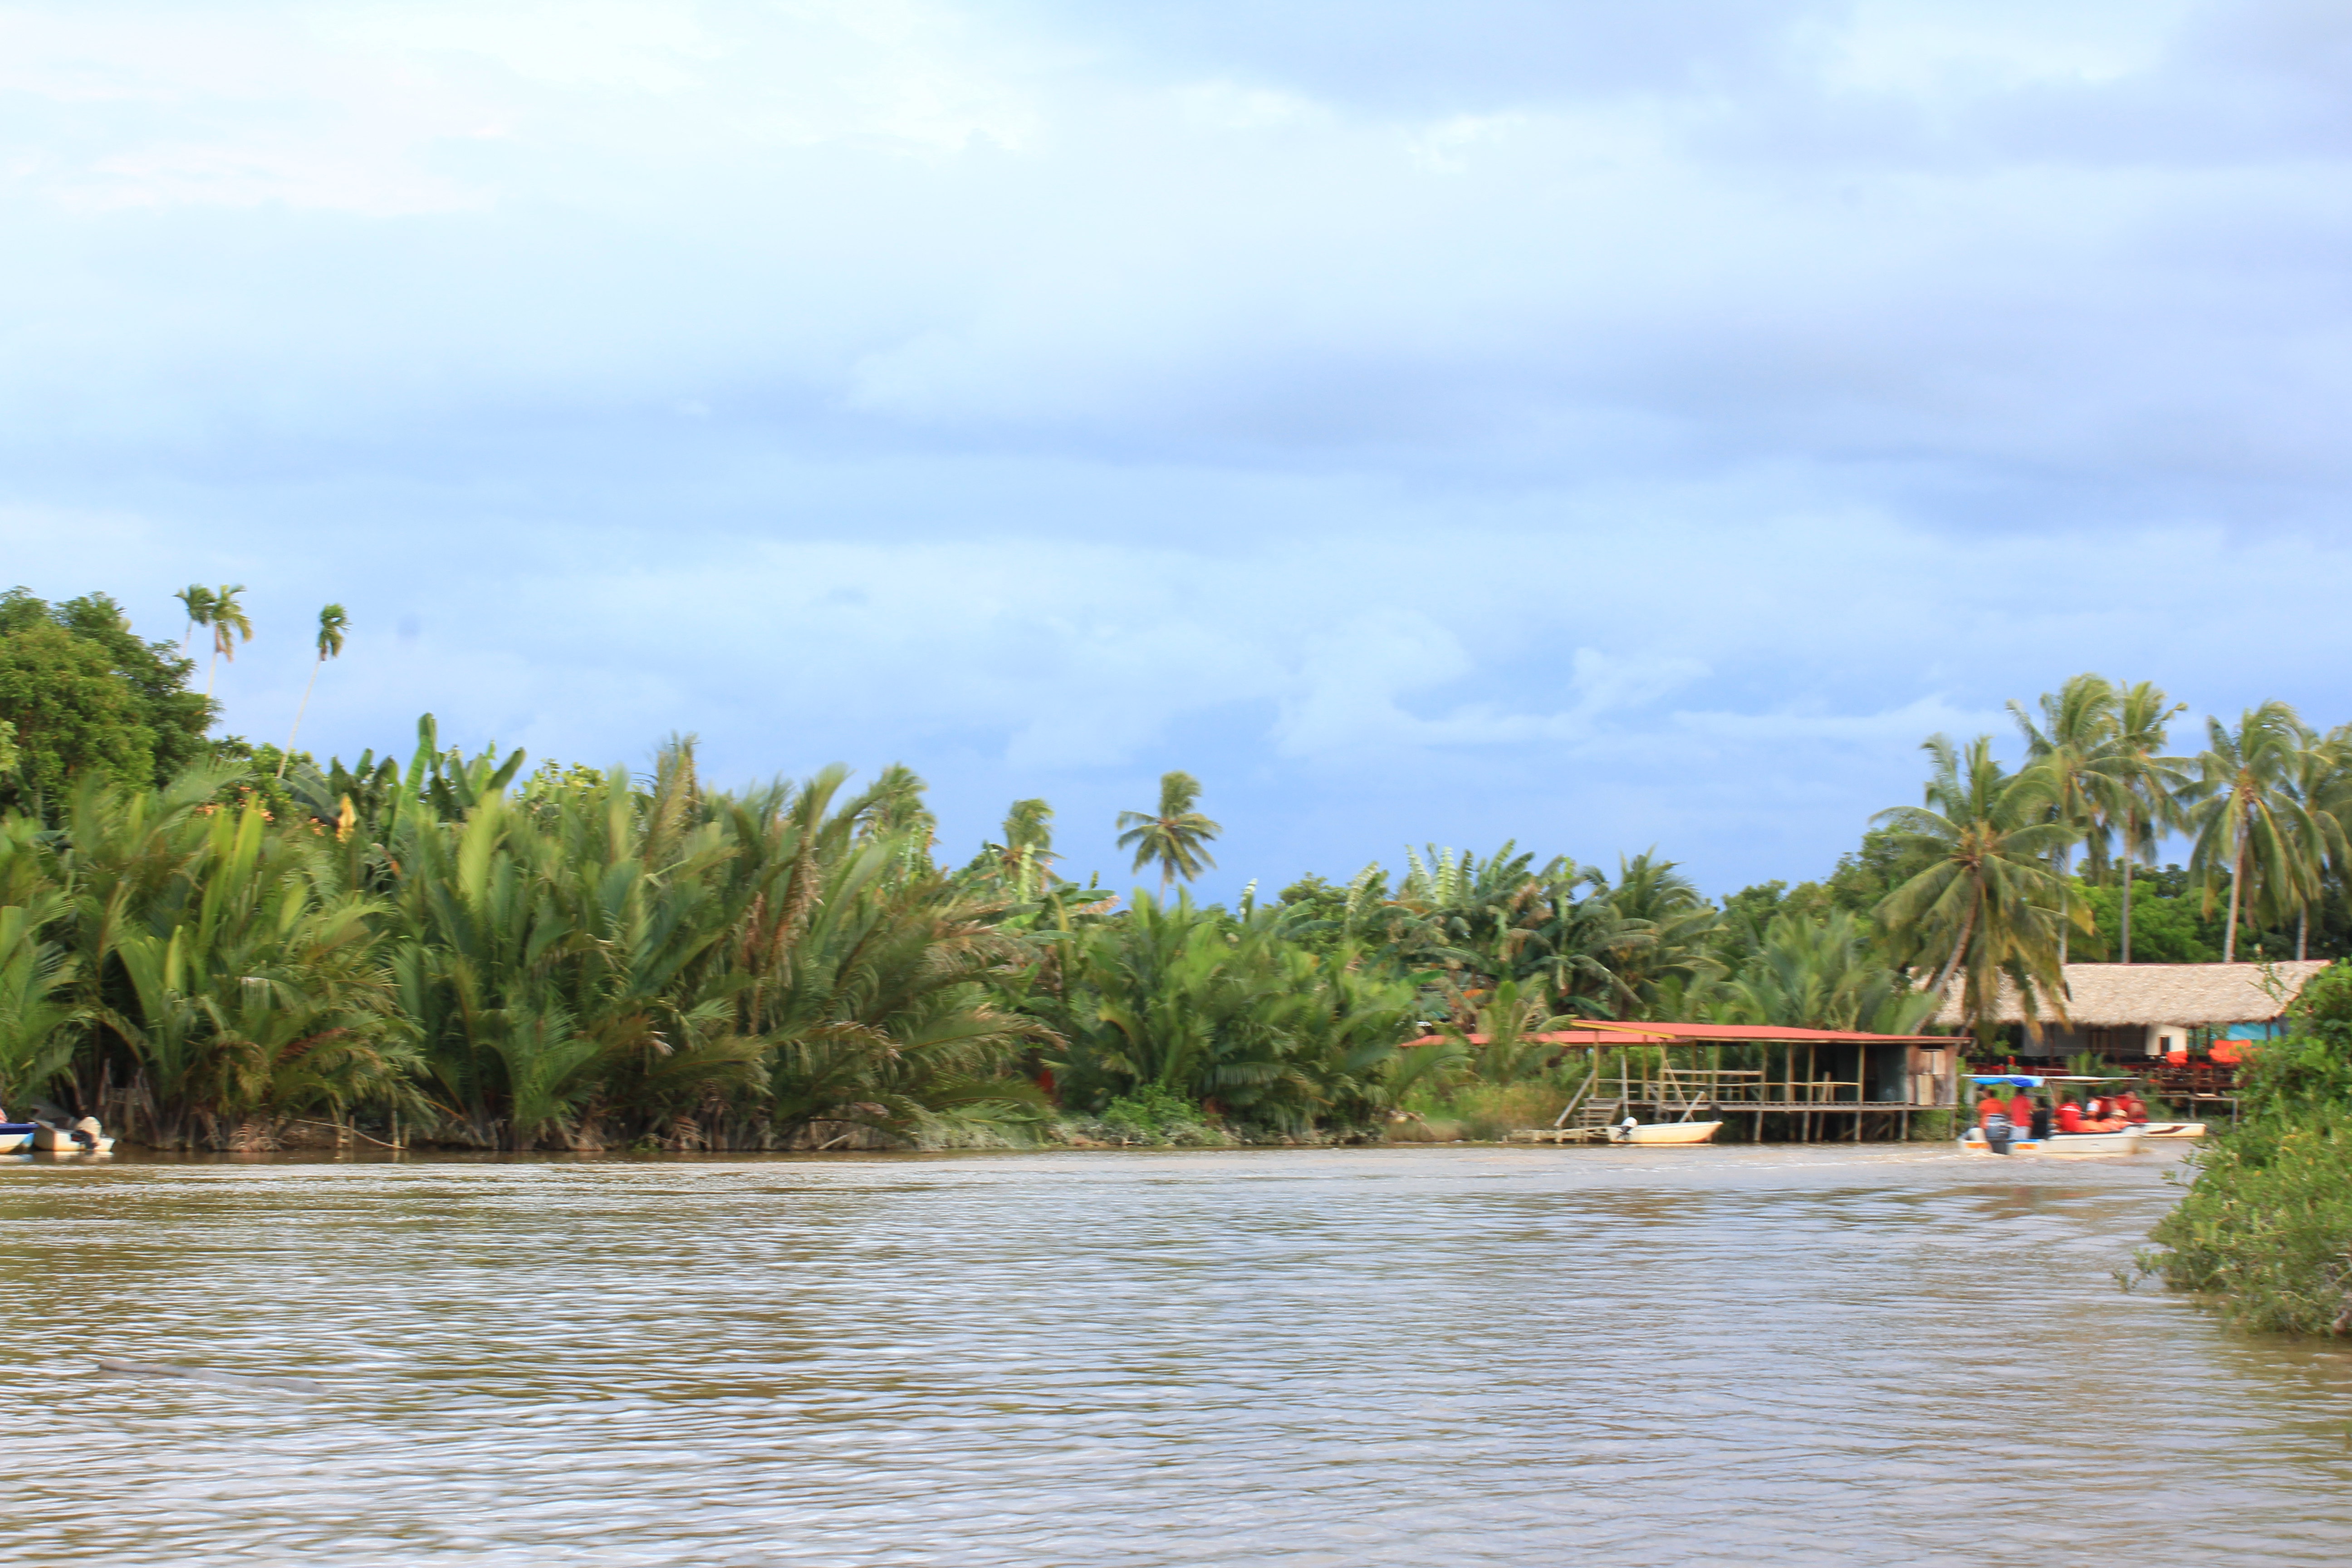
(1512, 1021, 1959, 1142)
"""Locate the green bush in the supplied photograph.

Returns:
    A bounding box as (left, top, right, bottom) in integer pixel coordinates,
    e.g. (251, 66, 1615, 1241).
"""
(2151, 961, 2352, 1334)
(1096, 1085, 1224, 1146)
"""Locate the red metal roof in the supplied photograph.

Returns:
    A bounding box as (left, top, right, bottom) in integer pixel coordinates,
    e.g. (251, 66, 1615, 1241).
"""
(1399, 1028, 1671, 1049)
(1572, 1019, 1953, 1045)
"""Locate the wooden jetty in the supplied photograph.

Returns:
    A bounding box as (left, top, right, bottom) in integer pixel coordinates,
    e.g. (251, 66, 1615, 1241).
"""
(1408, 1020, 1960, 1144)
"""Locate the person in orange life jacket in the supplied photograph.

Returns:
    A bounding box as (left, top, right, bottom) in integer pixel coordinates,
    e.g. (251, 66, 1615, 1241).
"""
(2055, 1096, 2086, 1134)
(1977, 1087, 2019, 1151)
(2118, 1089, 2149, 1124)
(2007, 1088, 2034, 1130)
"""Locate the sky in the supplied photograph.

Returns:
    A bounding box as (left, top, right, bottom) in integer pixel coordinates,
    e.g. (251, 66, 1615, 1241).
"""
(2, 0, 2349, 900)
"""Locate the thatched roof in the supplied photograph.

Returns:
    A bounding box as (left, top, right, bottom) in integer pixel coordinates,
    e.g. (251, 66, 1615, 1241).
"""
(1931, 961, 2332, 1028)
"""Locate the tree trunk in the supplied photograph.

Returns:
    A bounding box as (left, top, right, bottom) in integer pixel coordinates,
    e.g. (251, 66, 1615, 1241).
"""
(2224, 831, 2245, 964)
(2298, 907, 2308, 962)
(2119, 810, 2135, 965)
(2060, 846, 2079, 968)
(279, 656, 323, 778)
(1930, 897, 1978, 999)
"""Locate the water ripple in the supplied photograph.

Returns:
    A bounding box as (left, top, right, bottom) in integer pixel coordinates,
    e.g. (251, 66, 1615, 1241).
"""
(0, 1146, 2345, 1565)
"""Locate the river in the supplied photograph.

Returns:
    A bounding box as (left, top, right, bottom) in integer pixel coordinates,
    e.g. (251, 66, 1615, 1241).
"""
(2, 1144, 2347, 1565)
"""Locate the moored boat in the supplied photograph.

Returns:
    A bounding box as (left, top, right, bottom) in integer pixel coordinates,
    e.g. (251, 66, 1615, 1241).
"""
(1613, 1120, 1723, 1145)
(0, 1122, 36, 1153)
(33, 1122, 115, 1155)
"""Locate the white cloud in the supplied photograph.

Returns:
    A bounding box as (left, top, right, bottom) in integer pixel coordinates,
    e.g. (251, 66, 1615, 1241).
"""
(3, 1, 2349, 894)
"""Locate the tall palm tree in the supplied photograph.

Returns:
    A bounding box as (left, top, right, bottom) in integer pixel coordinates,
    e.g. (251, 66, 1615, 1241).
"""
(1872, 735, 2083, 1042)
(2093, 681, 2187, 964)
(991, 798, 1057, 898)
(2182, 701, 2314, 963)
(173, 584, 216, 651)
(2009, 674, 2117, 965)
(279, 604, 348, 779)
(204, 583, 252, 699)
(1117, 771, 1220, 892)
(2273, 734, 2349, 961)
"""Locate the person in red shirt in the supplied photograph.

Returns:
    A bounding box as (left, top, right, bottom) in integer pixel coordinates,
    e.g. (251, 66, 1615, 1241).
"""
(2118, 1090, 2149, 1124)
(2055, 1097, 2086, 1134)
(2008, 1089, 2034, 1130)
(1976, 1087, 2019, 1151)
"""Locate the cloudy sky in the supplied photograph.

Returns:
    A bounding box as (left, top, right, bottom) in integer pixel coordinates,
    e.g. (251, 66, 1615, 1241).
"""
(3, 0, 2348, 897)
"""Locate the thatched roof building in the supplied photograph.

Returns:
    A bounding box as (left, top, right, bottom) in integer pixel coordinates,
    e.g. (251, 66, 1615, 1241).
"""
(1933, 961, 2330, 1054)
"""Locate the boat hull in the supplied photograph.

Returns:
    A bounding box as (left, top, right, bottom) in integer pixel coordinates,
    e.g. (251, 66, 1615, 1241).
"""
(2133, 1122, 2206, 1138)
(1960, 1129, 2142, 1156)
(32, 1126, 114, 1154)
(2037, 1131, 2143, 1156)
(1615, 1121, 1723, 1145)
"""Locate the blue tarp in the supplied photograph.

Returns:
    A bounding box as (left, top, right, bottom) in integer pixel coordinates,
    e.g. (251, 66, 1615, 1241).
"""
(1970, 1075, 2043, 1087)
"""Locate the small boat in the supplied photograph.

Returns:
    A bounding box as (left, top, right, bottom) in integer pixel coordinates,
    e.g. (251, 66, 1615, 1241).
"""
(0, 1122, 36, 1154)
(33, 1123, 115, 1155)
(2036, 1129, 2143, 1156)
(1959, 1127, 2142, 1156)
(1612, 1120, 1723, 1145)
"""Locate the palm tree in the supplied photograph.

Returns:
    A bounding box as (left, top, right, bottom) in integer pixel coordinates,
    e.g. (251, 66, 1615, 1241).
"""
(1872, 735, 2083, 1042)
(2183, 702, 2314, 963)
(2094, 681, 2187, 964)
(2009, 675, 2116, 965)
(279, 604, 348, 779)
(990, 798, 1057, 898)
(173, 584, 216, 651)
(2273, 733, 2348, 961)
(1117, 771, 1220, 892)
(204, 583, 252, 699)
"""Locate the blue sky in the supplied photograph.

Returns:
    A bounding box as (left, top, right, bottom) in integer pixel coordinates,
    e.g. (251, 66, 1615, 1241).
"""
(4, 0, 2349, 899)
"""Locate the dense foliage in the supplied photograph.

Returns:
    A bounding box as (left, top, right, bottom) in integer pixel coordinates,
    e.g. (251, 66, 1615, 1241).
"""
(2151, 961, 2352, 1335)
(0, 590, 212, 806)
(9, 586, 2352, 1153)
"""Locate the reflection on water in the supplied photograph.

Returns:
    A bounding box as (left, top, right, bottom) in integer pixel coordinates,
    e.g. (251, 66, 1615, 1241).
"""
(2, 1145, 2348, 1565)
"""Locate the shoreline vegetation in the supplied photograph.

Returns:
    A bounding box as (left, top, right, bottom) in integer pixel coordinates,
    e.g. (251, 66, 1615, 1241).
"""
(2148, 963, 2352, 1335)
(3, 589, 2351, 1253)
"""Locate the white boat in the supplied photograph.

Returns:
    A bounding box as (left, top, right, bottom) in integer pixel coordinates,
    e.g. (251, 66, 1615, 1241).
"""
(0, 1125, 33, 1154)
(1612, 1120, 1722, 1145)
(1960, 1127, 2142, 1156)
(2036, 1130, 2143, 1156)
(33, 1125, 115, 1155)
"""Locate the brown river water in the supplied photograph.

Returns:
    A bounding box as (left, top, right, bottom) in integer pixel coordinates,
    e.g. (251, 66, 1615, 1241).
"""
(2, 1144, 2348, 1566)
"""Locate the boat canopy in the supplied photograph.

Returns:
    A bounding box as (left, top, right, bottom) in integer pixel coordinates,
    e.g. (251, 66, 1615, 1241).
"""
(1971, 1073, 2138, 1087)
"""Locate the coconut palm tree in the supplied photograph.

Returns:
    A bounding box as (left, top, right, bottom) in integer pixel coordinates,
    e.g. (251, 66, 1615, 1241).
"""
(2183, 702, 2315, 963)
(2094, 681, 2188, 964)
(1872, 735, 2084, 1042)
(173, 584, 216, 651)
(2010, 674, 2117, 965)
(1117, 771, 1220, 892)
(204, 583, 252, 699)
(2272, 733, 2349, 960)
(279, 604, 348, 779)
(984, 798, 1058, 899)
